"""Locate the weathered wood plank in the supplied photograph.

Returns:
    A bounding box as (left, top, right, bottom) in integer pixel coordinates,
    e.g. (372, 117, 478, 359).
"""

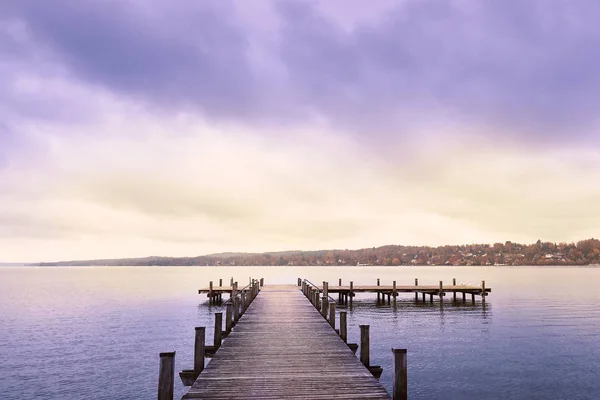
(184, 285, 390, 399)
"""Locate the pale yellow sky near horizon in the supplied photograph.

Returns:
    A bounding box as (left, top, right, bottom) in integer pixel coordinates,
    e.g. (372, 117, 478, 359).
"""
(1, 95, 599, 262)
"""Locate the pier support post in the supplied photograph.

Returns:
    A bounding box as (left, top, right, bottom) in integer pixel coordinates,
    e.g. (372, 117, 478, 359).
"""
(439, 281, 444, 302)
(219, 278, 222, 287)
(350, 281, 354, 307)
(453, 278, 456, 301)
(422, 293, 425, 302)
(209, 281, 213, 305)
(360, 325, 370, 367)
(233, 297, 239, 322)
(329, 303, 336, 329)
(340, 311, 347, 343)
(260, 278, 264, 287)
(158, 351, 175, 400)
(377, 278, 380, 302)
(415, 278, 418, 301)
(226, 303, 233, 334)
(471, 293, 475, 304)
(240, 292, 246, 314)
(322, 282, 329, 319)
(214, 313, 222, 349)
(482, 280, 486, 303)
(393, 280, 397, 303)
(316, 290, 321, 312)
(194, 327, 205, 372)
(392, 349, 408, 400)
(298, 278, 301, 286)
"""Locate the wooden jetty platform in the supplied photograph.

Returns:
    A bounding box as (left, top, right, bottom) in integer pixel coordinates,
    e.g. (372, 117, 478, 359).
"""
(183, 284, 391, 399)
(199, 277, 491, 305)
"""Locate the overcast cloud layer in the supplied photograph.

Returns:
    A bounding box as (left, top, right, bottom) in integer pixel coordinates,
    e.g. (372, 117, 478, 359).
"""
(1, 0, 599, 262)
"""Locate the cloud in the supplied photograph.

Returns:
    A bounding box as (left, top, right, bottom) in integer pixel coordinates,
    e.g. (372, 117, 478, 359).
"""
(4, 0, 600, 143)
(1, 0, 599, 262)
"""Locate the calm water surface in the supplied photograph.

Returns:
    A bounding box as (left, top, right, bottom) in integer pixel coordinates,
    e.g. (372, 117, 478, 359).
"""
(1, 266, 599, 399)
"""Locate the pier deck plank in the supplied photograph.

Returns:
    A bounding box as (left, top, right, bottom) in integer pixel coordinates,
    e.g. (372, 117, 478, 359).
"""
(183, 285, 390, 399)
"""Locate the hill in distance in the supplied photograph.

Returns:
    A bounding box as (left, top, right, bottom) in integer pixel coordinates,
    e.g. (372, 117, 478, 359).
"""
(30, 238, 600, 267)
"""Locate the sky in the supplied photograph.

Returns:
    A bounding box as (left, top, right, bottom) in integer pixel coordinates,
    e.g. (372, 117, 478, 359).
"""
(1, 0, 599, 262)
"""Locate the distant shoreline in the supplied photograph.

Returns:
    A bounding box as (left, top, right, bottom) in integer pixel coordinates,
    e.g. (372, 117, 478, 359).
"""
(5, 263, 600, 268)
(5, 238, 600, 268)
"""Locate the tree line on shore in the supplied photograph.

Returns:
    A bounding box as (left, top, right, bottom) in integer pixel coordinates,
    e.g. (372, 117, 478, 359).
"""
(36, 238, 600, 267)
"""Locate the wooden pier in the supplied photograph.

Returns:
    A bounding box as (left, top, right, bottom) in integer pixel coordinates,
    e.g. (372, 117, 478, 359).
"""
(200, 278, 491, 306)
(183, 284, 391, 399)
(158, 277, 491, 399)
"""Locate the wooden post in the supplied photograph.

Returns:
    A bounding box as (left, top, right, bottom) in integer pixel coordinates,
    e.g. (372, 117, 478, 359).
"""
(298, 278, 302, 286)
(233, 297, 239, 322)
(322, 281, 329, 319)
(360, 325, 370, 367)
(226, 303, 233, 333)
(453, 278, 456, 301)
(260, 278, 264, 287)
(230, 277, 234, 286)
(377, 278, 380, 302)
(240, 292, 246, 314)
(209, 281, 213, 305)
(422, 293, 425, 302)
(392, 349, 408, 400)
(439, 281, 443, 302)
(482, 280, 486, 302)
(414, 278, 418, 301)
(471, 293, 475, 304)
(316, 290, 321, 312)
(214, 313, 222, 348)
(340, 311, 347, 343)
(462, 292, 466, 302)
(393, 280, 397, 299)
(329, 302, 336, 329)
(194, 327, 205, 372)
(158, 351, 175, 400)
(350, 281, 354, 307)
(429, 293, 433, 303)
(219, 278, 222, 287)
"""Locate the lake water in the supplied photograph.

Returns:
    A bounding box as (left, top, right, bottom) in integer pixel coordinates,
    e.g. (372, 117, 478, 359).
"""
(1, 266, 599, 399)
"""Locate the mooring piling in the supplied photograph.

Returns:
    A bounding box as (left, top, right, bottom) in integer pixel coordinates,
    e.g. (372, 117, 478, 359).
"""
(214, 313, 222, 349)
(392, 348, 408, 400)
(340, 311, 347, 343)
(453, 278, 457, 301)
(226, 303, 233, 334)
(329, 302, 336, 329)
(194, 327, 205, 373)
(322, 281, 329, 319)
(158, 351, 175, 400)
(360, 324, 370, 367)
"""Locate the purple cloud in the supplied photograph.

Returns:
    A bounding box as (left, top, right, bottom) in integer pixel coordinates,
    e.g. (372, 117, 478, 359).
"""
(2, 0, 600, 143)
